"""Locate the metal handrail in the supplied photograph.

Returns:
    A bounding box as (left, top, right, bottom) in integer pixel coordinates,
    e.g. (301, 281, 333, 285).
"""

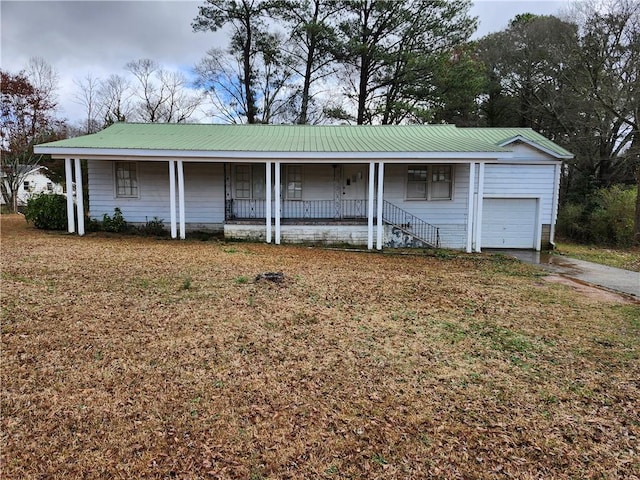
(382, 200, 440, 247)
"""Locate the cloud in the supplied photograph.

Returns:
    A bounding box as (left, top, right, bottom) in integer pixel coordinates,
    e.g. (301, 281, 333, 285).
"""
(2, 0, 569, 124)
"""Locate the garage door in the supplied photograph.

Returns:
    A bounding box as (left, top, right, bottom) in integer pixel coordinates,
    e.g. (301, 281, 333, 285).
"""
(481, 198, 537, 249)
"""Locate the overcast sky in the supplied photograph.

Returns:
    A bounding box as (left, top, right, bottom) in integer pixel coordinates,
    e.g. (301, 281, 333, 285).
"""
(1, 0, 570, 124)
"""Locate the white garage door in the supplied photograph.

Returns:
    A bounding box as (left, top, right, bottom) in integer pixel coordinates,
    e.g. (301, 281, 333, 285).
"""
(481, 198, 537, 249)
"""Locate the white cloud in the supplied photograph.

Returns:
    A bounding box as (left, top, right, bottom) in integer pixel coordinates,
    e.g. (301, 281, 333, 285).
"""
(1, 0, 570, 124)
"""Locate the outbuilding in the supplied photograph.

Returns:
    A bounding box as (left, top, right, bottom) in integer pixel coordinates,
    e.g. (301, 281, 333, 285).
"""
(34, 123, 572, 252)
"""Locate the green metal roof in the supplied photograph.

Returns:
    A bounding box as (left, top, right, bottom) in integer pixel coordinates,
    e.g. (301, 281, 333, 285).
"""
(459, 127, 573, 157)
(36, 123, 572, 157)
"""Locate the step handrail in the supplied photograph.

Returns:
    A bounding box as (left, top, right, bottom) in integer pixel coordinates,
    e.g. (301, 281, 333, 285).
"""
(382, 200, 440, 248)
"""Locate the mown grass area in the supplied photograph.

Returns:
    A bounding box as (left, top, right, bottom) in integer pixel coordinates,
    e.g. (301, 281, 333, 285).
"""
(554, 241, 640, 272)
(2, 214, 639, 479)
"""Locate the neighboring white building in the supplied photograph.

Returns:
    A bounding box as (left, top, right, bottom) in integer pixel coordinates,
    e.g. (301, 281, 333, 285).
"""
(34, 123, 573, 252)
(0, 166, 64, 207)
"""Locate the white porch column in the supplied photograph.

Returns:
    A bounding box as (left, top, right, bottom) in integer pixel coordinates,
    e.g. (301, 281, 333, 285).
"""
(549, 163, 561, 246)
(466, 162, 476, 253)
(177, 160, 186, 239)
(168, 160, 177, 239)
(274, 161, 281, 244)
(64, 158, 75, 233)
(74, 158, 85, 236)
(266, 161, 272, 243)
(474, 162, 485, 253)
(376, 161, 384, 250)
(367, 161, 375, 250)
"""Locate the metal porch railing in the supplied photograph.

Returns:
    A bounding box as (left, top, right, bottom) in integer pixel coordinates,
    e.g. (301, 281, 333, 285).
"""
(382, 200, 440, 248)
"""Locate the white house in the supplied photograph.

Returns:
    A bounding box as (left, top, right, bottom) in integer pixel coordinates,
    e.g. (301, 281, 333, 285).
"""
(0, 166, 64, 208)
(34, 123, 573, 252)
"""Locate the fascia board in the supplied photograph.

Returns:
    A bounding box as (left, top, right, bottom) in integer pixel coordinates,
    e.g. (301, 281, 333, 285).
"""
(498, 135, 573, 159)
(34, 146, 512, 161)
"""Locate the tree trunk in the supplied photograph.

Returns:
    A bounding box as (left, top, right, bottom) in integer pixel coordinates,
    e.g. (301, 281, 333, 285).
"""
(298, 43, 315, 125)
(357, 55, 369, 125)
(243, 17, 257, 124)
(634, 165, 640, 246)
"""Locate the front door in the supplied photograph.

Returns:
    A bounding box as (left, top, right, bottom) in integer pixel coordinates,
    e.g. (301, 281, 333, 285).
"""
(342, 165, 368, 218)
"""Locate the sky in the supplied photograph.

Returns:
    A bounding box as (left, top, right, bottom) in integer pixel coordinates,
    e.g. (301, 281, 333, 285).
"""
(1, 0, 571, 124)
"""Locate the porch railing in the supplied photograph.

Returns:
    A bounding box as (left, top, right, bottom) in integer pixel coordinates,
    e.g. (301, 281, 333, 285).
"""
(382, 200, 440, 248)
(225, 198, 440, 248)
(225, 199, 370, 220)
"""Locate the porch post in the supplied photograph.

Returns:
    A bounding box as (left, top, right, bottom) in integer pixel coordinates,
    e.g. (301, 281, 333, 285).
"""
(177, 160, 186, 239)
(275, 161, 281, 244)
(466, 162, 476, 253)
(74, 158, 85, 236)
(367, 161, 375, 250)
(549, 163, 561, 247)
(376, 161, 384, 250)
(474, 162, 485, 253)
(65, 158, 75, 233)
(266, 161, 272, 243)
(168, 160, 177, 239)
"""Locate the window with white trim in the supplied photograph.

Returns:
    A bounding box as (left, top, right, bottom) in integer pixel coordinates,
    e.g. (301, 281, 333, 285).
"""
(115, 162, 138, 198)
(406, 165, 453, 200)
(430, 165, 453, 199)
(286, 165, 303, 200)
(234, 164, 265, 199)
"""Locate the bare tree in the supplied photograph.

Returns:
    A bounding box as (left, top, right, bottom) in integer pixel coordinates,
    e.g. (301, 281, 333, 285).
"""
(125, 59, 203, 123)
(73, 73, 103, 134)
(98, 74, 134, 125)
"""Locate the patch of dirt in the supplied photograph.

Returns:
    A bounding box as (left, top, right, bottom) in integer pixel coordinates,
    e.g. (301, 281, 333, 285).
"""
(543, 274, 638, 304)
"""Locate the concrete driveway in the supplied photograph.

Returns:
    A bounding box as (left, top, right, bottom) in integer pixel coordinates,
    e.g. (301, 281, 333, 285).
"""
(489, 250, 640, 300)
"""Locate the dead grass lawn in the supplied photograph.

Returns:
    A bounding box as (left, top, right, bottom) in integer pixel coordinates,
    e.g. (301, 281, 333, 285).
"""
(2, 215, 639, 479)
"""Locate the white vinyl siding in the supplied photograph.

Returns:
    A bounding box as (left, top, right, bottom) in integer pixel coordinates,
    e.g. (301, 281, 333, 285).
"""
(88, 160, 224, 225)
(385, 163, 470, 249)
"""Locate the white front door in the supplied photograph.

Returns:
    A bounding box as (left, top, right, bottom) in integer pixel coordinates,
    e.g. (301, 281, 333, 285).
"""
(342, 165, 367, 200)
(342, 165, 368, 218)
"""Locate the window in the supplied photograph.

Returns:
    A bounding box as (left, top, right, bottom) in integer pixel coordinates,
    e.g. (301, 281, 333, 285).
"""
(286, 165, 303, 200)
(46, 182, 53, 192)
(234, 164, 265, 199)
(406, 165, 452, 200)
(23, 181, 30, 190)
(235, 165, 251, 199)
(406, 167, 428, 199)
(115, 162, 138, 197)
(430, 165, 452, 200)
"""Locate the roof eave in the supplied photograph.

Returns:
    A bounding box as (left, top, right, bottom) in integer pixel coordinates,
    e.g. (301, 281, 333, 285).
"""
(498, 135, 573, 159)
(34, 146, 513, 161)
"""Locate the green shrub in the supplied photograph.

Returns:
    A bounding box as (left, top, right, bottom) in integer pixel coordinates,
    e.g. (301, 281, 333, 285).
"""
(102, 208, 127, 233)
(139, 217, 167, 236)
(557, 184, 636, 247)
(24, 194, 68, 230)
(590, 185, 635, 247)
(556, 202, 589, 243)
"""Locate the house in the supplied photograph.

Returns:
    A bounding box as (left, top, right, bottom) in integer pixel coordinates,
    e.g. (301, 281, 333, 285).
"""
(0, 166, 64, 208)
(34, 123, 572, 252)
